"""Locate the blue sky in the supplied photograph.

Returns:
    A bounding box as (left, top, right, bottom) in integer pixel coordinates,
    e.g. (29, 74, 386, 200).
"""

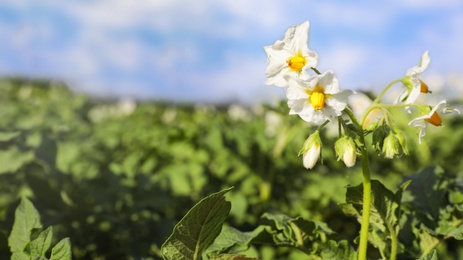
(1, 1, 463, 104)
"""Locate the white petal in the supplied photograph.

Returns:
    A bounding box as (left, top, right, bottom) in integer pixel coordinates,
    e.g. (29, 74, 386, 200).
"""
(431, 100, 447, 115)
(286, 78, 309, 99)
(408, 116, 429, 126)
(288, 98, 308, 114)
(443, 107, 460, 114)
(319, 71, 339, 94)
(417, 124, 428, 144)
(419, 51, 431, 70)
(406, 51, 431, 76)
(286, 21, 309, 51)
(303, 143, 320, 169)
(302, 49, 318, 68)
(394, 89, 409, 104)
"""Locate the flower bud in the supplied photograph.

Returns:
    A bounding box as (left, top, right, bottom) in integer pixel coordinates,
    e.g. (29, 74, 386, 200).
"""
(299, 131, 322, 169)
(371, 124, 389, 152)
(382, 132, 400, 159)
(394, 129, 409, 156)
(335, 136, 357, 167)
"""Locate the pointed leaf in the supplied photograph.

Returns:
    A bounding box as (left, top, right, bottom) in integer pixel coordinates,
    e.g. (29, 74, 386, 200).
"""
(0, 148, 35, 174)
(404, 166, 447, 220)
(447, 224, 463, 240)
(419, 231, 439, 258)
(205, 225, 264, 257)
(50, 238, 72, 260)
(291, 217, 334, 237)
(8, 198, 43, 253)
(211, 254, 259, 260)
(261, 213, 294, 238)
(418, 249, 438, 260)
(161, 187, 233, 260)
(29, 226, 53, 257)
(10, 252, 29, 260)
(320, 240, 357, 260)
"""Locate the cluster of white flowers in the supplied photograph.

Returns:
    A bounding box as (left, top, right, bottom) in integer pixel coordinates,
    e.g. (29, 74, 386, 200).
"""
(264, 21, 355, 169)
(264, 21, 460, 170)
(394, 52, 460, 143)
(264, 21, 354, 127)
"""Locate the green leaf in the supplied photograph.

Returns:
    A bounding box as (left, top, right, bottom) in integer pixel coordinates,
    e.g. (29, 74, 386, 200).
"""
(320, 240, 357, 260)
(161, 187, 233, 260)
(211, 254, 259, 260)
(8, 197, 43, 253)
(10, 252, 29, 260)
(260, 213, 294, 238)
(0, 148, 35, 174)
(418, 249, 438, 260)
(0, 131, 20, 142)
(291, 217, 334, 237)
(50, 238, 72, 260)
(342, 180, 409, 258)
(418, 231, 439, 258)
(205, 225, 263, 257)
(404, 166, 447, 220)
(447, 224, 463, 240)
(29, 226, 53, 257)
(344, 180, 405, 233)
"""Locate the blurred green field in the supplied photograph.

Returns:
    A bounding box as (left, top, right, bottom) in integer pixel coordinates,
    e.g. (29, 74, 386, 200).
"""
(1, 78, 463, 259)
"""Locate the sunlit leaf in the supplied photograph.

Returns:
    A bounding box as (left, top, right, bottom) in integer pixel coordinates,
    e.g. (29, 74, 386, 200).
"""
(29, 226, 53, 257)
(8, 197, 43, 253)
(0, 148, 35, 174)
(211, 254, 259, 260)
(161, 187, 233, 260)
(0, 131, 20, 142)
(50, 238, 72, 260)
(320, 240, 357, 260)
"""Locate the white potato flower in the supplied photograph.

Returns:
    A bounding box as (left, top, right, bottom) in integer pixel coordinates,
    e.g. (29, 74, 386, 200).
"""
(264, 21, 318, 87)
(396, 51, 431, 108)
(285, 71, 354, 125)
(408, 100, 460, 144)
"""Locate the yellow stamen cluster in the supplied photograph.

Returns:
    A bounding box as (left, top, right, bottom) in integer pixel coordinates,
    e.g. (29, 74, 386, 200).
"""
(306, 85, 326, 110)
(425, 112, 442, 126)
(419, 80, 430, 93)
(287, 51, 306, 71)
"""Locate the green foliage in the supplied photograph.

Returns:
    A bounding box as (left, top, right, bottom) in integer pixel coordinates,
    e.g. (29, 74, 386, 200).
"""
(8, 197, 71, 260)
(161, 187, 233, 260)
(1, 79, 463, 258)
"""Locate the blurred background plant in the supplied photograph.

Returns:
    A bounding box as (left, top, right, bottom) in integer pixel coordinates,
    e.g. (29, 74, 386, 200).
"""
(1, 78, 462, 259)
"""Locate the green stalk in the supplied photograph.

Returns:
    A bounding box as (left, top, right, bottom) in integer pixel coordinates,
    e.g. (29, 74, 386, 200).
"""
(357, 136, 372, 260)
(311, 67, 321, 75)
(372, 78, 403, 105)
(386, 220, 398, 260)
(344, 108, 372, 260)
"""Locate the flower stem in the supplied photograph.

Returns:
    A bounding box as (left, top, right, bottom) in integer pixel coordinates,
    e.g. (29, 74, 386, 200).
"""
(386, 220, 398, 260)
(358, 135, 372, 260)
(311, 67, 321, 75)
(343, 107, 372, 260)
(372, 78, 403, 105)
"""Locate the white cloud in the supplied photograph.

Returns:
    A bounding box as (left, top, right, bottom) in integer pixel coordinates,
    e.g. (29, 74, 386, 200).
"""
(398, 0, 462, 8)
(1, 0, 462, 104)
(309, 2, 394, 31)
